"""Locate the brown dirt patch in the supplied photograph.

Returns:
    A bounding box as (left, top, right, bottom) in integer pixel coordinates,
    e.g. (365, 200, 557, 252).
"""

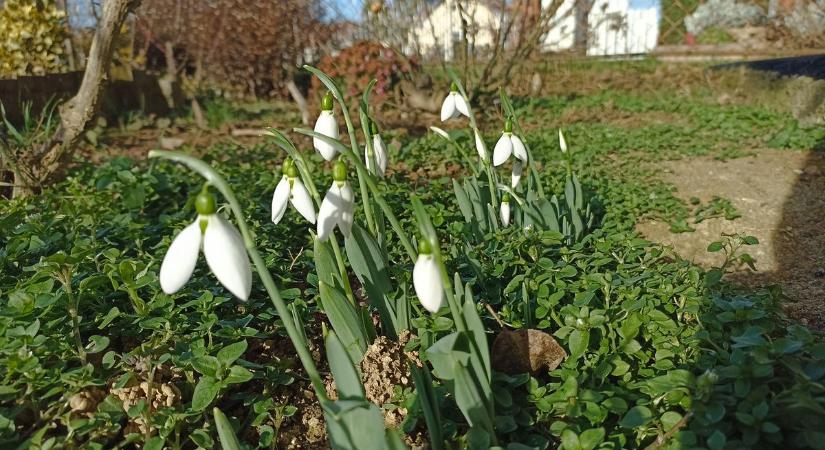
(637, 149, 825, 328)
(559, 102, 688, 129)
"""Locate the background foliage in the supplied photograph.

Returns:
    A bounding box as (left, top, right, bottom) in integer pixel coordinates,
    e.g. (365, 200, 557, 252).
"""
(0, 0, 68, 78)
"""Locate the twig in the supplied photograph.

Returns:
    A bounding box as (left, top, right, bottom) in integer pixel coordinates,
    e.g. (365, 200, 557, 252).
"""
(643, 411, 694, 450)
(482, 302, 509, 329)
(230, 128, 266, 137)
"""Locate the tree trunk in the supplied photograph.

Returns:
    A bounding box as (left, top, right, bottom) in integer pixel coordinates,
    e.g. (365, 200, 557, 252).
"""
(286, 79, 311, 126)
(17, 0, 141, 196)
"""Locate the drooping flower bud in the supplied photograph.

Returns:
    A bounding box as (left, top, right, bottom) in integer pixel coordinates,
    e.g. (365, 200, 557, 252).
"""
(493, 120, 528, 167)
(272, 159, 316, 225)
(413, 238, 445, 313)
(559, 129, 568, 153)
(160, 185, 252, 301)
(313, 91, 340, 161)
(500, 194, 511, 227)
(440, 84, 470, 121)
(318, 160, 354, 241)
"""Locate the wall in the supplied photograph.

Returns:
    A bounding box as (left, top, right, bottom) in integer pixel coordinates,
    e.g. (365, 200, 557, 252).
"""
(0, 71, 176, 127)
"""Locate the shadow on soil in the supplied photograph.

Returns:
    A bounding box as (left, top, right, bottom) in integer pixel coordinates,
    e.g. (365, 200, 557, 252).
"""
(735, 144, 825, 328)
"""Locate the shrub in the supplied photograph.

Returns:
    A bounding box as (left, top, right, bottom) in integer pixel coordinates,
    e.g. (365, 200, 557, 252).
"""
(311, 41, 418, 103)
(0, 0, 68, 78)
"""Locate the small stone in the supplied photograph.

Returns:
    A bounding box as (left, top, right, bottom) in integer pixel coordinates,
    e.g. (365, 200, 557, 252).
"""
(491, 328, 567, 375)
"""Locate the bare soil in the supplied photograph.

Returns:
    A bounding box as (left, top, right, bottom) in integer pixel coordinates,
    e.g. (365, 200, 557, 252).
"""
(637, 149, 825, 328)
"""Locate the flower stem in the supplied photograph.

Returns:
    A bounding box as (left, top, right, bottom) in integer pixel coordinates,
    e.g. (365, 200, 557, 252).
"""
(148, 150, 329, 402)
(62, 273, 86, 364)
(266, 131, 356, 304)
(294, 128, 417, 264)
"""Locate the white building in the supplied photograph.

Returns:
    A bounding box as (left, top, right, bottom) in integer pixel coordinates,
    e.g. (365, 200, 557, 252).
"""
(542, 0, 661, 55)
(409, 0, 500, 60)
(407, 0, 660, 59)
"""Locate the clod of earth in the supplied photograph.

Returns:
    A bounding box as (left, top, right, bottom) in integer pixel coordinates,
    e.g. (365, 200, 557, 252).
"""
(490, 328, 567, 375)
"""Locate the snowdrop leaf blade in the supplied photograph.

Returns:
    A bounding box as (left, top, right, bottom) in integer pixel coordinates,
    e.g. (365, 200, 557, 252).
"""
(319, 281, 368, 362)
(344, 222, 396, 338)
(413, 255, 445, 313)
(440, 95, 456, 122)
(324, 330, 365, 399)
(159, 220, 202, 295)
(303, 65, 346, 103)
(203, 216, 252, 301)
(492, 134, 513, 166)
(290, 179, 316, 224)
(271, 177, 290, 224)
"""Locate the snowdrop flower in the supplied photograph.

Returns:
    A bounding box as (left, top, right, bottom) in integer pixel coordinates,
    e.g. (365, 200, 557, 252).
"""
(413, 239, 444, 313)
(317, 160, 354, 241)
(271, 159, 315, 225)
(159, 186, 252, 300)
(559, 129, 568, 153)
(440, 82, 470, 121)
(473, 128, 487, 161)
(493, 118, 527, 166)
(500, 195, 511, 227)
(365, 121, 388, 177)
(313, 91, 339, 161)
(511, 160, 522, 188)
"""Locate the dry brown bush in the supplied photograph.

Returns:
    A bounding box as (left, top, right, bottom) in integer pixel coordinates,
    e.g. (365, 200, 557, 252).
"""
(134, 0, 324, 97)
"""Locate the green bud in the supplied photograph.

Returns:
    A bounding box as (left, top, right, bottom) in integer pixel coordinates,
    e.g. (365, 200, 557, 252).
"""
(195, 185, 217, 216)
(286, 163, 299, 178)
(332, 159, 347, 182)
(504, 118, 513, 133)
(321, 91, 334, 111)
(502, 194, 510, 203)
(450, 82, 458, 92)
(282, 158, 293, 175)
(370, 120, 379, 135)
(418, 238, 432, 255)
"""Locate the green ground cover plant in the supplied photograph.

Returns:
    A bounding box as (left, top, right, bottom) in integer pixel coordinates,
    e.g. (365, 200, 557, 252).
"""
(1, 62, 824, 449)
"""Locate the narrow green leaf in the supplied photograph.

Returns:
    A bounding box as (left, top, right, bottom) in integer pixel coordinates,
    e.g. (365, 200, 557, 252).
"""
(319, 281, 369, 364)
(213, 408, 243, 450)
(345, 221, 397, 339)
(325, 330, 365, 399)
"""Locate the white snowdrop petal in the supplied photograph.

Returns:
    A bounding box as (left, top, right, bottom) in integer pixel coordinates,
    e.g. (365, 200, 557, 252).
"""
(313, 111, 339, 161)
(339, 182, 355, 237)
(271, 177, 290, 224)
(365, 146, 375, 175)
(559, 129, 568, 153)
(373, 134, 388, 175)
(290, 179, 316, 224)
(440, 95, 456, 122)
(317, 183, 343, 241)
(159, 220, 202, 295)
(512, 135, 528, 162)
(474, 129, 486, 160)
(492, 133, 513, 166)
(453, 92, 470, 117)
(430, 126, 449, 139)
(413, 254, 445, 313)
(203, 215, 252, 301)
(511, 160, 523, 188)
(500, 202, 511, 227)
